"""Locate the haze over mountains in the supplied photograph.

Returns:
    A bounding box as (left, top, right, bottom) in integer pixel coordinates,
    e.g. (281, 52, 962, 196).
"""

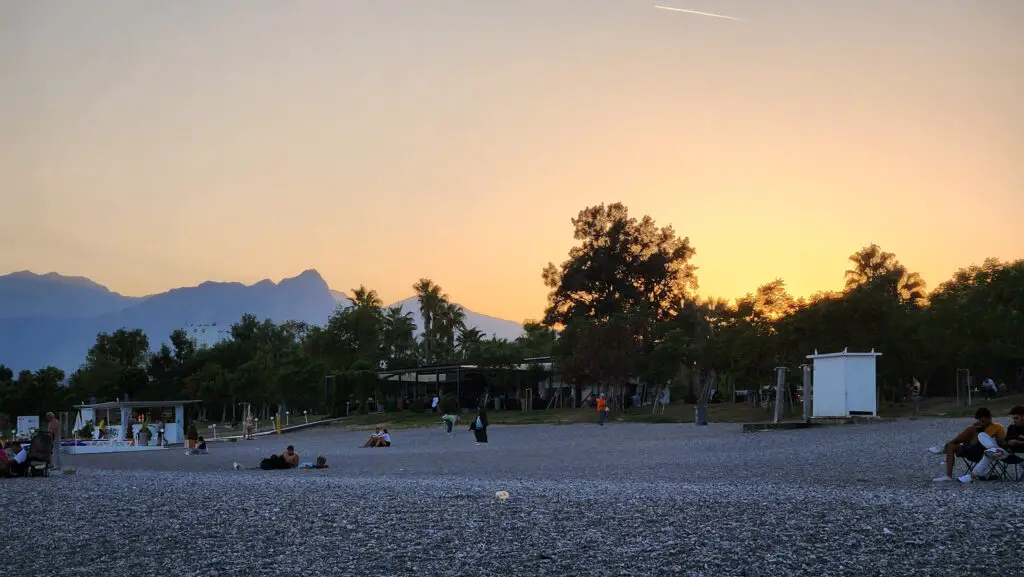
(0, 270, 525, 374)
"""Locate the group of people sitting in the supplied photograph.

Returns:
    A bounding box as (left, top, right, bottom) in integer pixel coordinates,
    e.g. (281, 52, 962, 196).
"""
(361, 428, 392, 448)
(0, 441, 28, 476)
(930, 405, 1024, 483)
(258, 445, 329, 470)
(185, 436, 208, 455)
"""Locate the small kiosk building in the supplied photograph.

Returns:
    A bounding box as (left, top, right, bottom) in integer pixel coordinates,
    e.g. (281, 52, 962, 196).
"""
(806, 350, 882, 418)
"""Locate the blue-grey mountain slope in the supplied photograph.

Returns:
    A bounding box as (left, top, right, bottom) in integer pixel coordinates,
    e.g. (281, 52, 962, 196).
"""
(0, 270, 525, 374)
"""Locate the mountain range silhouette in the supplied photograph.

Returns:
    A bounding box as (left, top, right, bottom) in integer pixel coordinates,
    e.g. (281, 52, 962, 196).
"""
(0, 270, 524, 374)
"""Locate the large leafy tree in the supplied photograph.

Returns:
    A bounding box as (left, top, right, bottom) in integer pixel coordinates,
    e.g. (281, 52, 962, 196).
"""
(515, 322, 557, 358)
(543, 203, 699, 403)
(70, 328, 151, 400)
(927, 258, 1024, 388)
(542, 203, 698, 326)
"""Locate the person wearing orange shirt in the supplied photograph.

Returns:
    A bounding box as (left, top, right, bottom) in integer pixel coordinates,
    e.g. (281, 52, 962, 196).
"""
(928, 407, 1006, 482)
(596, 394, 608, 426)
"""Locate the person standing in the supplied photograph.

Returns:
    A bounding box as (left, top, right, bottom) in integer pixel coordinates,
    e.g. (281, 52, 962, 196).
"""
(471, 406, 488, 445)
(46, 412, 61, 469)
(909, 378, 922, 421)
(596, 394, 608, 426)
(431, 395, 440, 413)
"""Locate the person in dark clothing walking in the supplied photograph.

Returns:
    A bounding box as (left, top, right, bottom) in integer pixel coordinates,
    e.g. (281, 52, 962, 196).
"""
(471, 406, 489, 444)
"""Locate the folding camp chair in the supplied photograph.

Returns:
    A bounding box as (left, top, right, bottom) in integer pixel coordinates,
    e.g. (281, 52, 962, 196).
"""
(992, 453, 1024, 482)
(25, 431, 54, 477)
(957, 454, 982, 478)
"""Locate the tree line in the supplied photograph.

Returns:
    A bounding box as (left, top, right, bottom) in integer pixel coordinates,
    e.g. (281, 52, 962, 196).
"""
(0, 281, 558, 424)
(1, 202, 1021, 424)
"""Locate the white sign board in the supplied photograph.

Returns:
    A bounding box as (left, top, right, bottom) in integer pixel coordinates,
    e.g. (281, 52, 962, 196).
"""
(17, 415, 40, 438)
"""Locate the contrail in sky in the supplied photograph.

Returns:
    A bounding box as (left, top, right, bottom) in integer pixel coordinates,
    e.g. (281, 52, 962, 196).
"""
(654, 5, 746, 21)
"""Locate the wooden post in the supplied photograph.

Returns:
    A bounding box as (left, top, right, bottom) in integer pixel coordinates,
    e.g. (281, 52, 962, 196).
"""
(774, 367, 788, 424)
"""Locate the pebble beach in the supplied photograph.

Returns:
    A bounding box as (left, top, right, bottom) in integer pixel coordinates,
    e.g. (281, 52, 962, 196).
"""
(6, 418, 1022, 576)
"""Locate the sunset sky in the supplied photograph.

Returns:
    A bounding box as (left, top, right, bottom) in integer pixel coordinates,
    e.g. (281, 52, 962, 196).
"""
(2, 1, 1021, 323)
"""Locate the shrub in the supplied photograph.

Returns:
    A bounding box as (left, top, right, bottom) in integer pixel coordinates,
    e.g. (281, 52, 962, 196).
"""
(407, 399, 425, 412)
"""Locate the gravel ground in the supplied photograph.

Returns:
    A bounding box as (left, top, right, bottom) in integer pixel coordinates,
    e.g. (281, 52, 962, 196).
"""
(6, 418, 1024, 576)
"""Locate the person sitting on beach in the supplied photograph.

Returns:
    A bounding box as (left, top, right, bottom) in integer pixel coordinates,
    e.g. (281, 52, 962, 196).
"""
(0, 442, 28, 476)
(187, 436, 209, 455)
(972, 405, 1024, 461)
(282, 445, 300, 468)
(928, 407, 1006, 482)
(377, 429, 391, 447)
(362, 427, 382, 448)
(299, 456, 329, 469)
(1003, 406, 1024, 453)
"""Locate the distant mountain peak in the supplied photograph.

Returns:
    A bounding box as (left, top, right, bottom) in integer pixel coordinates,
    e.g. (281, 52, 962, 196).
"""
(278, 269, 329, 291)
(1, 270, 114, 293)
(0, 268, 342, 373)
(369, 295, 523, 341)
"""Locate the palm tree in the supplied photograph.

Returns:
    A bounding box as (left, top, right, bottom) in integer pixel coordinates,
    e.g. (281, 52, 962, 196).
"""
(457, 326, 484, 361)
(382, 305, 417, 361)
(349, 285, 384, 310)
(435, 301, 466, 361)
(413, 278, 446, 363)
(844, 244, 927, 305)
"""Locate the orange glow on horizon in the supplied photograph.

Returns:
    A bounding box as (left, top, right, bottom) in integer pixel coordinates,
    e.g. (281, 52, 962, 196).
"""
(1, 1, 1020, 324)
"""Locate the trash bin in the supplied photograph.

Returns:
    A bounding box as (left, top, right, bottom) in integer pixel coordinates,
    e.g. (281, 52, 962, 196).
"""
(694, 406, 708, 426)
